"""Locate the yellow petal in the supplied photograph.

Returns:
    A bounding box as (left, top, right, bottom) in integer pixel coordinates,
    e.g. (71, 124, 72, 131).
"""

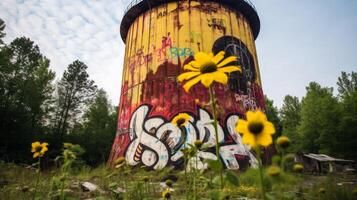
(254, 110, 267, 122)
(242, 133, 257, 148)
(200, 74, 214, 88)
(208, 52, 214, 58)
(177, 72, 200, 82)
(194, 52, 211, 66)
(212, 71, 228, 85)
(189, 61, 201, 69)
(177, 72, 201, 82)
(184, 64, 199, 72)
(236, 119, 248, 134)
(246, 111, 255, 121)
(264, 121, 276, 135)
(212, 51, 225, 64)
(33, 152, 39, 158)
(41, 146, 48, 154)
(42, 143, 49, 147)
(217, 56, 238, 68)
(183, 75, 202, 92)
(32, 141, 40, 149)
(256, 132, 273, 147)
(218, 66, 242, 73)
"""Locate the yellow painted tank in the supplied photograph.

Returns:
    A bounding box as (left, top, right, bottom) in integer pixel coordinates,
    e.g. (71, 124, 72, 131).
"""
(109, 0, 264, 170)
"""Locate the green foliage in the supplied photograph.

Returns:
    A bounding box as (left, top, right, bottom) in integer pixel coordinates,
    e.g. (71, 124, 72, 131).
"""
(225, 170, 239, 186)
(77, 89, 117, 166)
(279, 95, 301, 151)
(337, 71, 357, 99)
(297, 82, 340, 154)
(264, 95, 282, 138)
(308, 176, 356, 200)
(239, 168, 272, 190)
(53, 60, 97, 143)
(205, 159, 223, 172)
(0, 36, 55, 162)
(336, 72, 357, 160)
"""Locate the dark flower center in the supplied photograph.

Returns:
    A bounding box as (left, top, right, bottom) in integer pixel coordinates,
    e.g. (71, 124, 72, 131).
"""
(248, 122, 264, 135)
(200, 62, 217, 73)
(164, 192, 171, 198)
(176, 118, 186, 127)
(35, 146, 42, 152)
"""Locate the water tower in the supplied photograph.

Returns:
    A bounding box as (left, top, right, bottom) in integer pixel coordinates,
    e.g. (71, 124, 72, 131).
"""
(109, 0, 264, 170)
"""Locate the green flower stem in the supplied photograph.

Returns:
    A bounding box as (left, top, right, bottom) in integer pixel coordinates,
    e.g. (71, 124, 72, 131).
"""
(32, 157, 41, 200)
(194, 153, 199, 200)
(256, 148, 267, 200)
(184, 157, 189, 200)
(209, 86, 223, 189)
(281, 150, 285, 172)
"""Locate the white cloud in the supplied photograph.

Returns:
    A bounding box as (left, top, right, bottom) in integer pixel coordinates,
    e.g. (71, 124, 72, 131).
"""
(0, 0, 126, 105)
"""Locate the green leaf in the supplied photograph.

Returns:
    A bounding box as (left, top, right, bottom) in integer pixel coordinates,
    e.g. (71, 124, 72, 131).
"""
(225, 171, 239, 186)
(205, 159, 222, 172)
(108, 182, 118, 188)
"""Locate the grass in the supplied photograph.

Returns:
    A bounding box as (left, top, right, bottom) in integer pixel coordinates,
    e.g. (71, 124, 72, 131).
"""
(0, 161, 356, 200)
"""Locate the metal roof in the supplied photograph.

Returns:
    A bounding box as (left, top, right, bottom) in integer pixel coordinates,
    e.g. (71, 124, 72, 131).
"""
(303, 153, 354, 163)
(120, 0, 260, 43)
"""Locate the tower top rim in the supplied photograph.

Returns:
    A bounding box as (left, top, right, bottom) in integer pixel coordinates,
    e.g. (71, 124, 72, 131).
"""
(120, 0, 260, 43)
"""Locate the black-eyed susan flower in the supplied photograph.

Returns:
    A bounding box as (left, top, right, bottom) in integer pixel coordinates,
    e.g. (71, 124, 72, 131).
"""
(194, 140, 203, 149)
(162, 188, 171, 199)
(143, 176, 149, 182)
(177, 51, 241, 92)
(171, 113, 190, 127)
(276, 136, 290, 149)
(319, 188, 326, 194)
(31, 142, 48, 158)
(293, 163, 304, 173)
(267, 166, 281, 177)
(235, 110, 275, 148)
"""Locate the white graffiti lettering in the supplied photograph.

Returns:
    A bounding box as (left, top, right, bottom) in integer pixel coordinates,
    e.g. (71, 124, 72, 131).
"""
(125, 105, 257, 170)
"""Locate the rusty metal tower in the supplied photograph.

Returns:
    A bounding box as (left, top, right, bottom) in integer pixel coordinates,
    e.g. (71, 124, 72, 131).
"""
(109, 0, 263, 170)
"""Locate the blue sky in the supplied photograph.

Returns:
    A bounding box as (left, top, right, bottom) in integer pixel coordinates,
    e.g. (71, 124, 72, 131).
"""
(0, 0, 356, 108)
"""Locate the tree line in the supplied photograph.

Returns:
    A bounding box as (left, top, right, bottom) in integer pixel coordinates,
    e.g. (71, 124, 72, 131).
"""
(265, 72, 357, 161)
(0, 19, 117, 166)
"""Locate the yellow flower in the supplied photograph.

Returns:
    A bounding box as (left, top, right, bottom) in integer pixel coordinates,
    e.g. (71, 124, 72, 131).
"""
(267, 165, 281, 177)
(276, 136, 290, 149)
(293, 163, 304, 173)
(235, 110, 275, 148)
(161, 188, 171, 199)
(31, 141, 49, 158)
(177, 51, 241, 92)
(171, 113, 190, 127)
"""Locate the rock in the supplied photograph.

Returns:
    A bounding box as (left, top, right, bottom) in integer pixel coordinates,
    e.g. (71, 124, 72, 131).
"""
(113, 187, 126, 194)
(81, 182, 98, 192)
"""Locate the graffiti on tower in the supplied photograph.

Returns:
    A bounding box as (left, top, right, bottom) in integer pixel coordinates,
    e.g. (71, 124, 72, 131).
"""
(109, 1, 264, 170)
